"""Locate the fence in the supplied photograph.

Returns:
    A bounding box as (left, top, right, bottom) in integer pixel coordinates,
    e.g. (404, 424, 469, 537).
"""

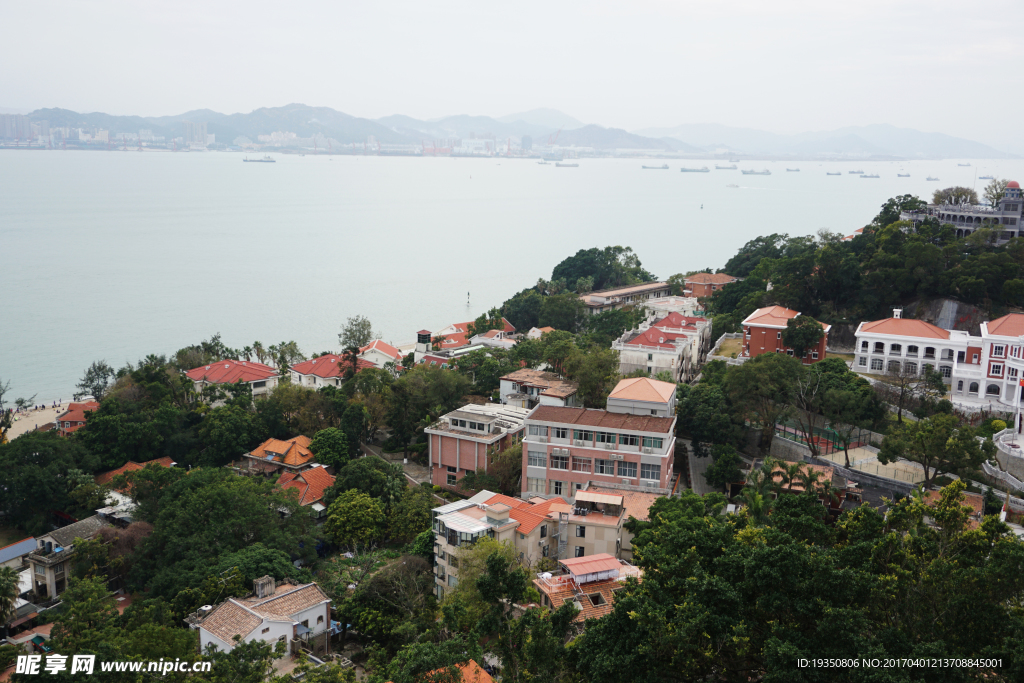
(982, 460, 1024, 493)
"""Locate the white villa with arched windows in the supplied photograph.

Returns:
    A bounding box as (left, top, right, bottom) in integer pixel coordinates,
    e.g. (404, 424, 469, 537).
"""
(900, 180, 1023, 242)
(855, 310, 1024, 406)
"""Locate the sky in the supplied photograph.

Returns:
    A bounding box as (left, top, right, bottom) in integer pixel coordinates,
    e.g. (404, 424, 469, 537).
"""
(2, 0, 1021, 146)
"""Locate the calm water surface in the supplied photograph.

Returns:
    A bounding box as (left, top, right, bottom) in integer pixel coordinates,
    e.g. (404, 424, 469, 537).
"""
(2, 150, 1022, 401)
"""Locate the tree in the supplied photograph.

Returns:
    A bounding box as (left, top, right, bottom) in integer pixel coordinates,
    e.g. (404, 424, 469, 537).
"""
(324, 489, 386, 550)
(501, 288, 543, 331)
(702, 444, 743, 490)
(879, 362, 946, 423)
(0, 566, 19, 638)
(485, 442, 523, 496)
(822, 389, 868, 468)
(440, 537, 519, 634)
(932, 185, 978, 206)
(782, 315, 824, 360)
(49, 576, 121, 656)
(723, 352, 803, 453)
(339, 315, 376, 349)
(551, 246, 655, 290)
(465, 307, 506, 338)
(984, 178, 1011, 207)
(309, 427, 350, 470)
(675, 383, 740, 458)
(387, 485, 435, 543)
(873, 194, 926, 227)
(77, 360, 116, 399)
(326, 457, 405, 508)
(538, 293, 586, 332)
(563, 346, 620, 408)
(879, 413, 994, 488)
(1003, 279, 1024, 306)
(197, 404, 268, 467)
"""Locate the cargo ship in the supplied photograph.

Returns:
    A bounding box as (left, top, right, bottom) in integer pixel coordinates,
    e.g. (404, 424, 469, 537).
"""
(680, 166, 710, 173)
(715, 164, 737, 170)
(741, 169, 771, 175)
(243, 155, 276, 163)
(642, 164, 669, 169)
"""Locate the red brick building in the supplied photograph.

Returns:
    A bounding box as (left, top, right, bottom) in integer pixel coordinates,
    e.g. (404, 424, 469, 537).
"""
(57, 401, 99, 436)
(684, 272, 738, 298)
(741, 305, 830, 364)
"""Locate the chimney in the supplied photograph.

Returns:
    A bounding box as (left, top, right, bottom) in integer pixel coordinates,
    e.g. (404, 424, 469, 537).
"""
(485, 503, 511, 526)
(254, 575, 275, 598)
(893, 308, 902, 319)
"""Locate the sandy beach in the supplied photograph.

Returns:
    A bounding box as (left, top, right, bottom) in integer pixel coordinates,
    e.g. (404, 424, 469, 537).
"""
(5, 405, 63, 440)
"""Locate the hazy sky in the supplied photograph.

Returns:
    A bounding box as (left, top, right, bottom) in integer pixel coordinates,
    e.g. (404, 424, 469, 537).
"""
(2, 0, 1021, 144)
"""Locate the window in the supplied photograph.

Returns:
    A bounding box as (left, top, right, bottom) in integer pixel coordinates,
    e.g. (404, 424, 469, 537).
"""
(549, 480, 564, 495)
(1011, 368, 1019, 378)
(991, 364, 1004, 376)
(34, 564, 44, 576)
(619, 434, 639, 447)
(595, 459, 614, 475)
(573, 429, 593, 442)
(890, 343, 902, 354)
(776, 331, 782, 339)
(449, 556, 458, 568)
(617, 461, 637, 478)
(529, 425, 548, 436)
(252, 381, 267, 389)
(554, 427, 568, 439)
(540, 525, 547, 538)
(641, 436, 663, 449)
(811, 352, 819, 359)
(542, 544, 549, 557)
(957, 381, 963, 392)
(907, 345, 919, 357)
(262, 627, 270, 634)
(969, 382, 980, 394)
(973, 354, 979, 363)
(871, 358, 883, 370)
(987, 384, 1001, 396)
(647, 353, 653, 361)
(860, 341, 868, 351)
(448, 575, 458, 587)
(527, 451, 546, 468)
(549, 455, 568, 470)
(874, 342, 885, 353)
(858, 357, 867, 367)
(527, 477, 545, 493)
(317, 616, 324, 624)
(596, 431, 615, 444)
(994, 345, 1006, 357)
(641, 463, 661, 481)
(904, 362, 917, 375)
(447, 466, 457, 486)
(575, 546, 585, 558)
(786, 349, 794, 356)
(887, 360, 901, 372)
(575, 525, 586, 538)
(572, 457, 592, 473)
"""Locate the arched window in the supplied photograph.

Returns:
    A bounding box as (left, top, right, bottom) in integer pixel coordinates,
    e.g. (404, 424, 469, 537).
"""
(906, 345, 919, 356)
(969, 382, 979, 394)
(987, 384, 1000, 396)
(904, 362, 917, 375)
(887, 360, 901, 372)
(890, 343, 902, 355)
(957, 381, 964, 392)
(874, 342, 885, 353)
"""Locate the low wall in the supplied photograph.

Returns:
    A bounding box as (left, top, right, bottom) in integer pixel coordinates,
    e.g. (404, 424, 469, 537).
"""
(769, 434, 917, 496)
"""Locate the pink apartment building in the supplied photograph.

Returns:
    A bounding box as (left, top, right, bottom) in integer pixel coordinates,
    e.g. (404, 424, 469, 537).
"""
(424, 403, 530, 489)
(521, 378, 677, 497)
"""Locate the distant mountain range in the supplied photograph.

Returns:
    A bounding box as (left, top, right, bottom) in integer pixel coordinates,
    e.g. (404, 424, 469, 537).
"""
(16, 104, 1017, 158)
(633, 122, 1015, 159)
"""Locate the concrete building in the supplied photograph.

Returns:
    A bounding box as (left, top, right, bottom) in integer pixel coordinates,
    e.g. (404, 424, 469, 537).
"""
(185, 359, 279, 399)
(521, 378, 677, 497)
(579, 282, 673, 316)
(684, 272, 739, 298)
(28, 516, 110, 600)
(432, 319, 516, 352)
(425, 404, 530, 489)
(358, 339, 404, 369)
(901, 181, 1023, 242)
(741, 306, 830, 364)
(499, 368, 580, 409)
(183, 120, 208, 147)
(533, 554, 642, 624)
(641, 296, 703, 318)
(526, 326, 556, 339)
(853, 310, 971, 384)
(612, 312, 713, 382)
(187, 577, 332, 657)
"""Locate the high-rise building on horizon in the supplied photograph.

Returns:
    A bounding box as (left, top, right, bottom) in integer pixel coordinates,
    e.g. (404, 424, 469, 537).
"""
(182, 120, 208, 146)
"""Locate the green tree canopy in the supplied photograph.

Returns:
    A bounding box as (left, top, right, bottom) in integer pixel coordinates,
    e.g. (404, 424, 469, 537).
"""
(324, 489, 387, 551)
(310, 427, 350, 470)
(879, 413, 994, 488)
(781, 315, 825, 359)
(339, 315, 376, 349)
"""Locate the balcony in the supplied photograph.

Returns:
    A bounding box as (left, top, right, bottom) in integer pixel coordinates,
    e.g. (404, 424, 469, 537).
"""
(28, 544, 75, 566)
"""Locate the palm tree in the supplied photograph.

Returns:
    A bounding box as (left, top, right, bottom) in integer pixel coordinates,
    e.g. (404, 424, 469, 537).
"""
(736, 489, 773, 526)
(0, 565, 21, 638)
(242, 345, 253, 362)
(252, 341, 266, 365)
(778, 462, 806, 491)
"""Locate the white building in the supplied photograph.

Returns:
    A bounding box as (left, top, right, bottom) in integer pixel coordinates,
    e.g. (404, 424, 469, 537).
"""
(612, 312, 712, 382)
(190, 577, 332, 657)
(499, 368, 580, 409)
(358, 339, 404, 369)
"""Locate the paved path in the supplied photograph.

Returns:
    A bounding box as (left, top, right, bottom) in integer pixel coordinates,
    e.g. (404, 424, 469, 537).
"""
(688, 448, 719, 497)
(363, 444, 432, 486)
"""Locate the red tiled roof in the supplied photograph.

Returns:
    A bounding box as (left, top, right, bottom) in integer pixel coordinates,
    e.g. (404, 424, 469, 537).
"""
(652, 312, 707, 329)
(859, 318, 950, 339)
(291, 354, 374, 378)
(624, 327, 688, 350)
(420, 354, 451, 368)
(435, 318, 516, 350)
(57, 401, 99, 425)
(95, 456, 175, 488)
(609, 377, 676, 403)
(484, 493, 527, 509)
(684, 272, 737, 285)
(424, 662, 494, 683)
(277, 467, 335, 506)
(358, 339, 403, 360)
(742, 305, 800, 328)
(986, 313, 1024, 338)
(529, 406, 675, 433)
(185, 359, 277, 384)
(509, 507, 548, 534)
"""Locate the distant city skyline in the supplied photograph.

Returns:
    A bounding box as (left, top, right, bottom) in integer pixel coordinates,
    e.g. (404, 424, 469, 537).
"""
(1, 1, 1022, 151)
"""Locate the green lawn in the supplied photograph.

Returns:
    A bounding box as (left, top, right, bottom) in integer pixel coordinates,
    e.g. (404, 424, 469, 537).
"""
(717, 338, 744, 357)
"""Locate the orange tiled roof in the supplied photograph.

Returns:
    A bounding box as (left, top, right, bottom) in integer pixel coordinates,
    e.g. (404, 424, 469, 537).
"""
(608, 377, 676, 403)
(247, 436, 314, 468)
(534, 576, 624, 622)
(859, 318, 950, 339)
(529, 406, 675, 433)
(94, 456, 175, 488)
(291, 354, 375, 379)
(424, 661, 494, 683)
(560, 554, 623, 575)
(57, 401, 99, 425)
(986, 313, 1024, 338)
(185, 359, 277, 384)
(922, 490, 984, 517)
(277, 467, 335, 506)
(358, 339, 403, 360)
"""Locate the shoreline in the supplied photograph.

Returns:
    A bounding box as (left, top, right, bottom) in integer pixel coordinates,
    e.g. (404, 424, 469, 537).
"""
(5, 404, 66, 440)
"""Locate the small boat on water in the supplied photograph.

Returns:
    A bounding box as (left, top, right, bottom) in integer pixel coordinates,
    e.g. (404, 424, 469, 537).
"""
(726, 184, 739, 188)
(897, 173, 910, 177)
(958, 163, 971, 167)
(741, 169, 771, 175)
(243, 155, 276, 163)
(849, 170, 864, 174)
(826, 172, 842, 176)
(979, 175, 994, 180)
(729, 159, 740, 163)
(715, 164, 737, 170)
(642, 164, 670, 170)
(926, 176, 939, 181)
(860, 174, 880, 179)
(555, 162, 579, 168)
(537, 160, 549, 165)
(680, 166, 710, 173)
(786, 168, 800, 172)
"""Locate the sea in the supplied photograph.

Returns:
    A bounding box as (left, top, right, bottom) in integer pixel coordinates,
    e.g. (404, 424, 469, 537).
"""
(2, 150, 1022, 403)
